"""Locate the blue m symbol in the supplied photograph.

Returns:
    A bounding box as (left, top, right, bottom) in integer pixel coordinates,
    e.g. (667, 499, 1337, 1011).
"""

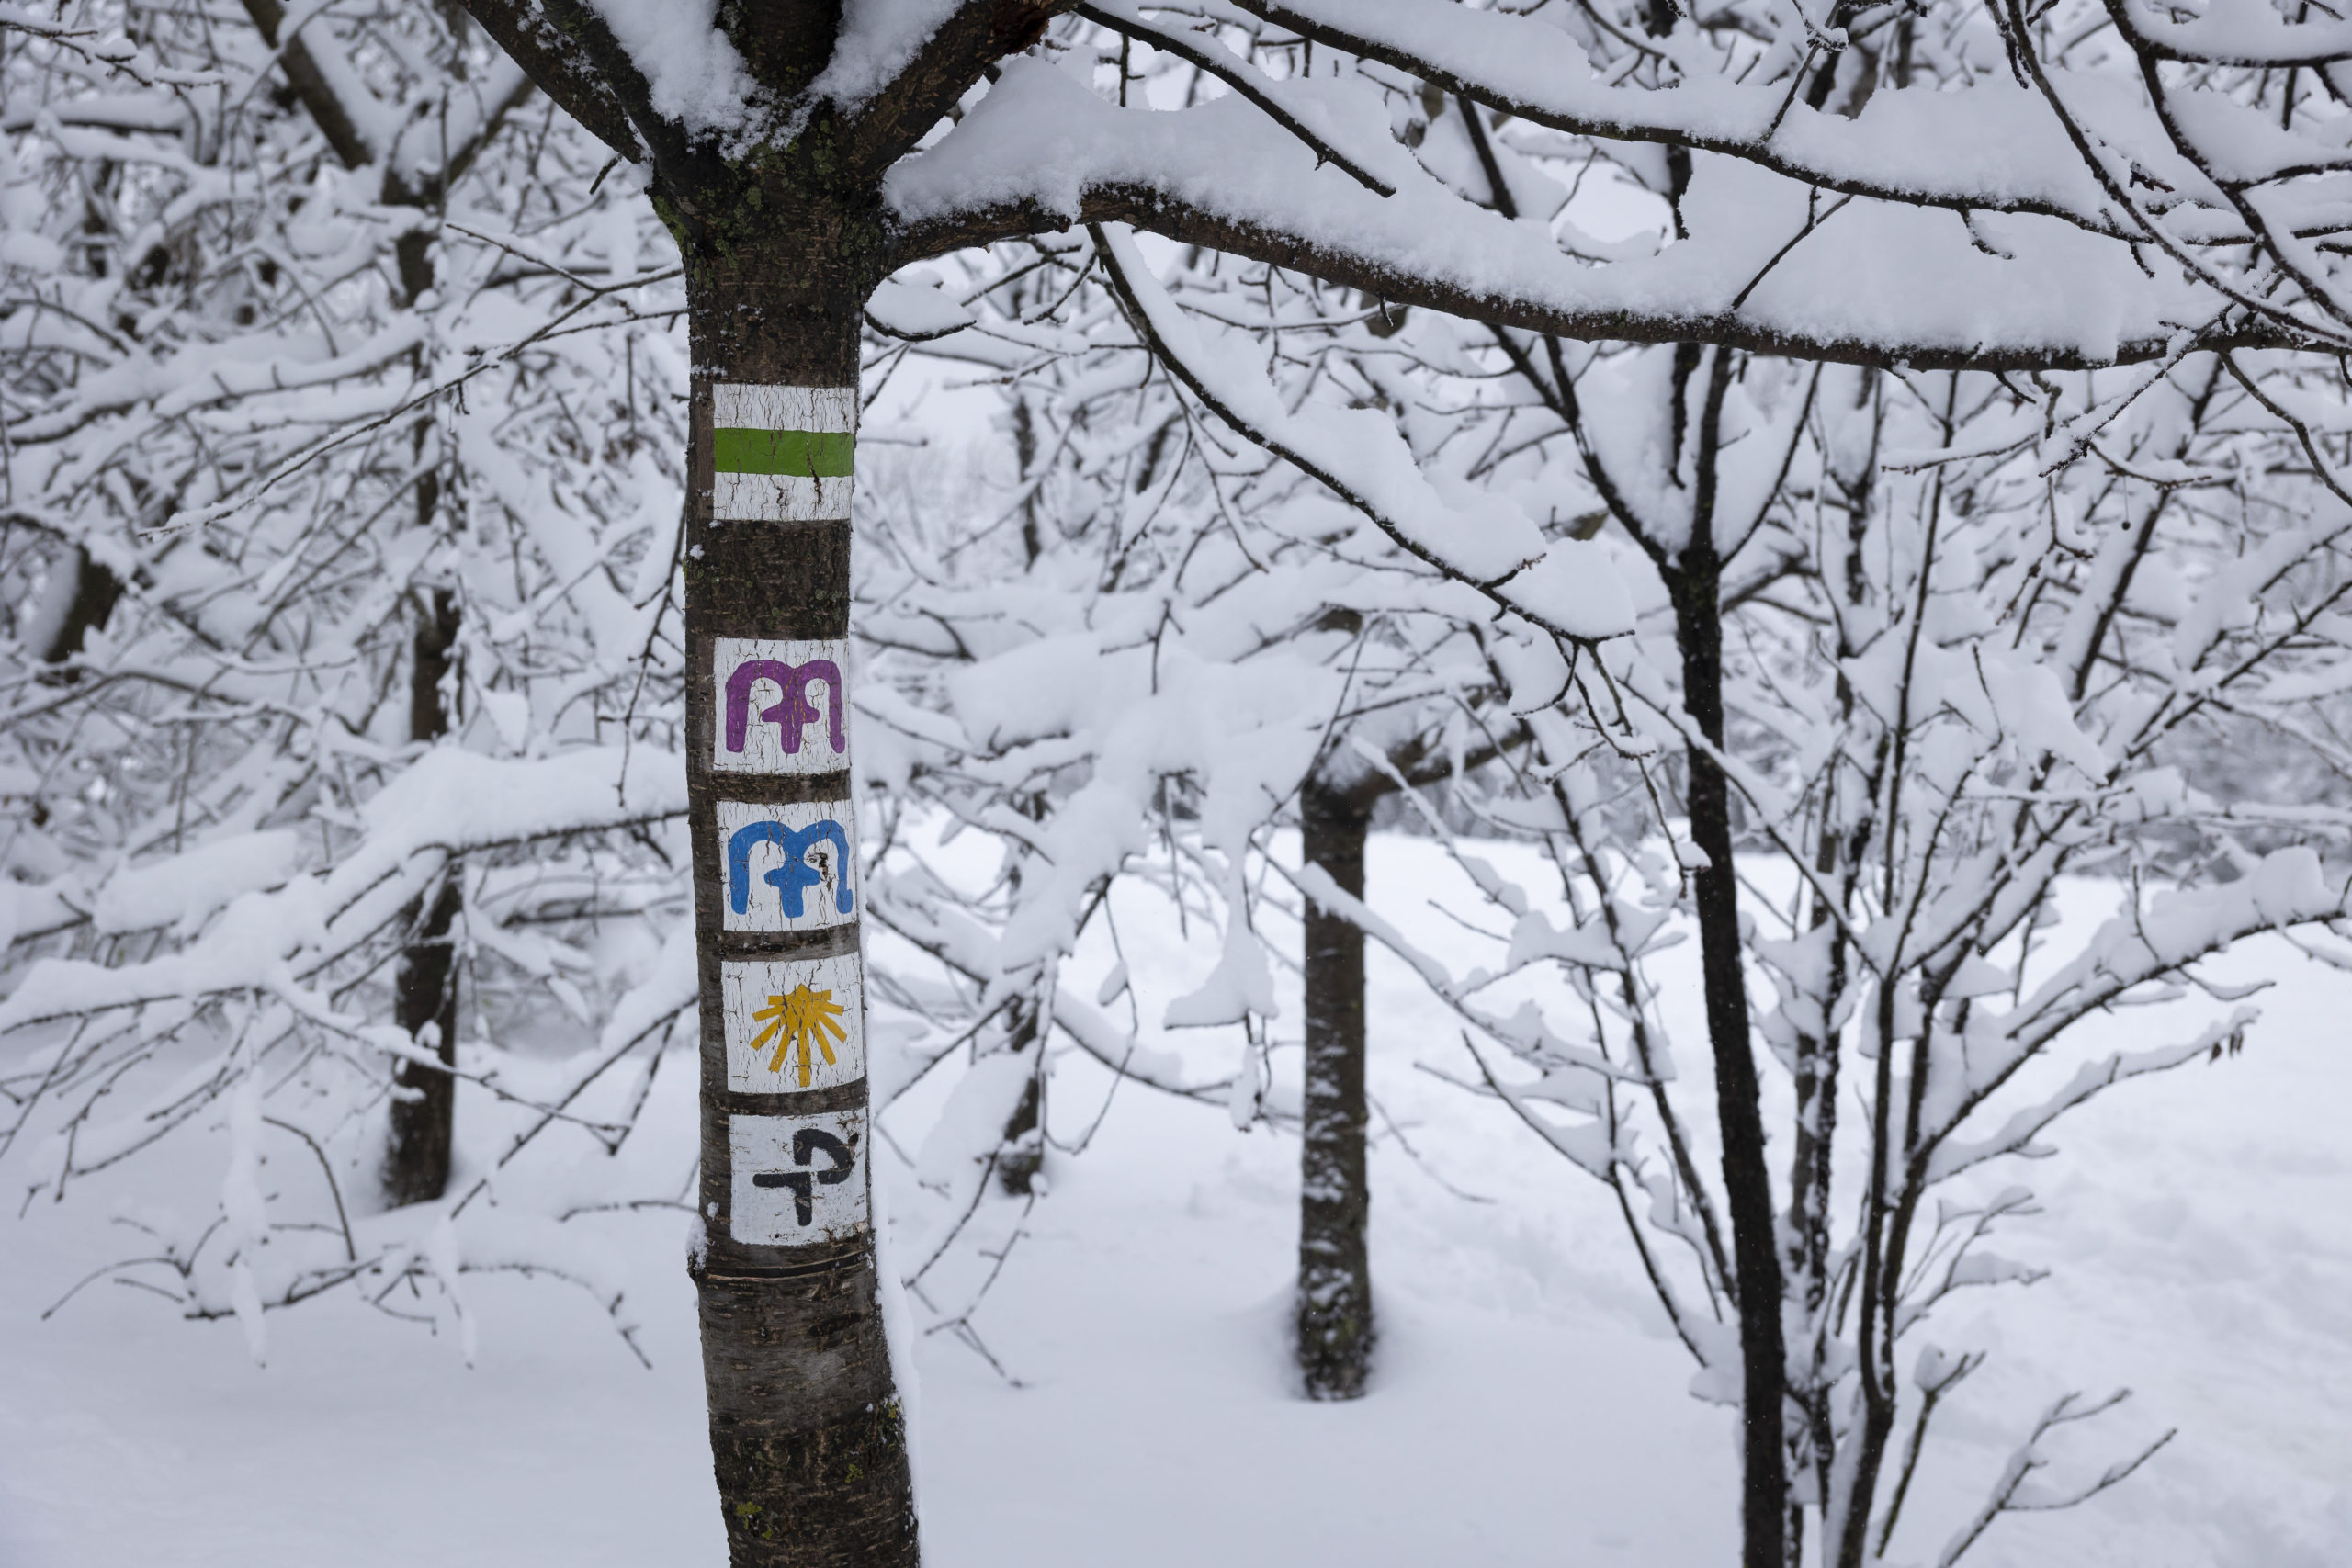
(727, 818, 855, 919)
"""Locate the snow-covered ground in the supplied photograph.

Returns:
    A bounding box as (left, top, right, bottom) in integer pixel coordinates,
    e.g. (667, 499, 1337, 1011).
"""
(3, 836, 2347, 1567)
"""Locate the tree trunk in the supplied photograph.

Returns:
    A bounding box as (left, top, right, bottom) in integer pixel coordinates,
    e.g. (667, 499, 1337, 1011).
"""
(1297, 777, 1373, 1400)
(994, 790, 1048, 1198)
(995, 996, 1045, 1197)
(35, 545, 124, 669)
(1666, 547, 1790, 1568)
(382, 218, 466, 1207)
(383, 583, 463, 1206)
(682, 235, 917, 1565)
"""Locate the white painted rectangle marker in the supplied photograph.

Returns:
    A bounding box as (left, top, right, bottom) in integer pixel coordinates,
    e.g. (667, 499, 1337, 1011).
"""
(716, 797, 859, 934)
(721, 953, 865, 1094)
(711, 383, 857, 523)
(711, 637, 852, 775)
(730, 1109, 868, 1245)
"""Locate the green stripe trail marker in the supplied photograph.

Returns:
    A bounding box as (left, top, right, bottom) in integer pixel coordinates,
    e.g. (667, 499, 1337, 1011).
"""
(712, 427, 856, 479)
(709, 383, 857, 523)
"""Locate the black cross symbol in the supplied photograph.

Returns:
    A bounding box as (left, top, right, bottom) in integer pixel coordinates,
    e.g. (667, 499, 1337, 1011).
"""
(751, 1127, 856, 1225)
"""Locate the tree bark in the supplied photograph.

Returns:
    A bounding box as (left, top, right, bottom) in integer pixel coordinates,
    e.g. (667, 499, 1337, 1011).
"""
(381, 206, 460, 1208)
(1665, 542, 1790, 1568)
(681, 231, 917, 1566)
(383, 583, 463, 1206)
(1297, 777, 1373, 1400)
(995, 795, 1046, 1199)
(995, 998, 1046, 1197)
(237, 0, 513, 1213)
(34, 545, 124, 670)
(381, 158, 468, 1204)
(437, 5, 1025, 1561)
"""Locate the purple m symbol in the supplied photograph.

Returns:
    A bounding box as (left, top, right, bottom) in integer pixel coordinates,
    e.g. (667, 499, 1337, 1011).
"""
(724, 659, 844, 758)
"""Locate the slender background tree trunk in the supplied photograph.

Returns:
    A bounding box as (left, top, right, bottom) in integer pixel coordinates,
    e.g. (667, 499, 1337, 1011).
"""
(995, 998, 1046, 1196)
(994, 795, 1047, 1199)
(993, 406, 1048, 1197)
(1297, 776, 1374, 1399)
(382, 215, 463, 1206)
(383, 581, 463, 1205)
(34, 546, 123, 670)
(1668, 543, 1791, 1568)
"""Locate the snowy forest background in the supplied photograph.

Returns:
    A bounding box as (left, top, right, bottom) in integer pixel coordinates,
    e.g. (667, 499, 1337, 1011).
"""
(2, 1, 2350, 1563)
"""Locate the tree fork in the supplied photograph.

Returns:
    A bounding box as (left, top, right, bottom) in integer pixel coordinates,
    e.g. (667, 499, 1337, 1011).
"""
(1297, 775, 1374, 1400)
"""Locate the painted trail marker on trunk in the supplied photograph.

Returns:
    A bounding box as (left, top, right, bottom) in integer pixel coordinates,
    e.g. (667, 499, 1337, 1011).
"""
(678, 369, 910, 1556)
(722, 953, 866, 1093)
(711, 384, 856, 523)
(718, 798, 859, 933)
(730, 1109, 868, 1244)
(713, 637, 851, 774)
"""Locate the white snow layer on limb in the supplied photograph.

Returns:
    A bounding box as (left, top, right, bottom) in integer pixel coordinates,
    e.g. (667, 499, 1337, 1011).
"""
(2028, 850, 2347, 1019)
(1291, 861, 1636, 1088)
(0, 748, 687, 1035)
(1160, 906, 1279, 1029)
(1159, 810, 1283, 1068)
(1914, 854, 2352, 1102)
(863, 877, 1210, 1101)
(331, 744, 685, 916)
(448, 919, 700, 1216)
(810, 0, 968, 115)
(1967, 650, 2112, 782)
(886, 58, 2216, 365)
(937, 627, 1332, 975)
(1490, 616, 1574, 713)
(1079, 0, 1404, 197)
(913, 1047, 1037, 1192)
(581, 0, 765, 142)
(1893, 853, 2350, 1177)
(29, 314, 430, 452)
(1237, 0, 2118, 220)
(91, 829, 303, 937)
(867, 273, 976, 340)
(1921, 1008, 2256, 1187)
(1089, 224, 1634, 639)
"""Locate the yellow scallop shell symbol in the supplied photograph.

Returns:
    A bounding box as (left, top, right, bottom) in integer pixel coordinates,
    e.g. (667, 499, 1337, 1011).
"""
(747, 984, 849, 1087)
